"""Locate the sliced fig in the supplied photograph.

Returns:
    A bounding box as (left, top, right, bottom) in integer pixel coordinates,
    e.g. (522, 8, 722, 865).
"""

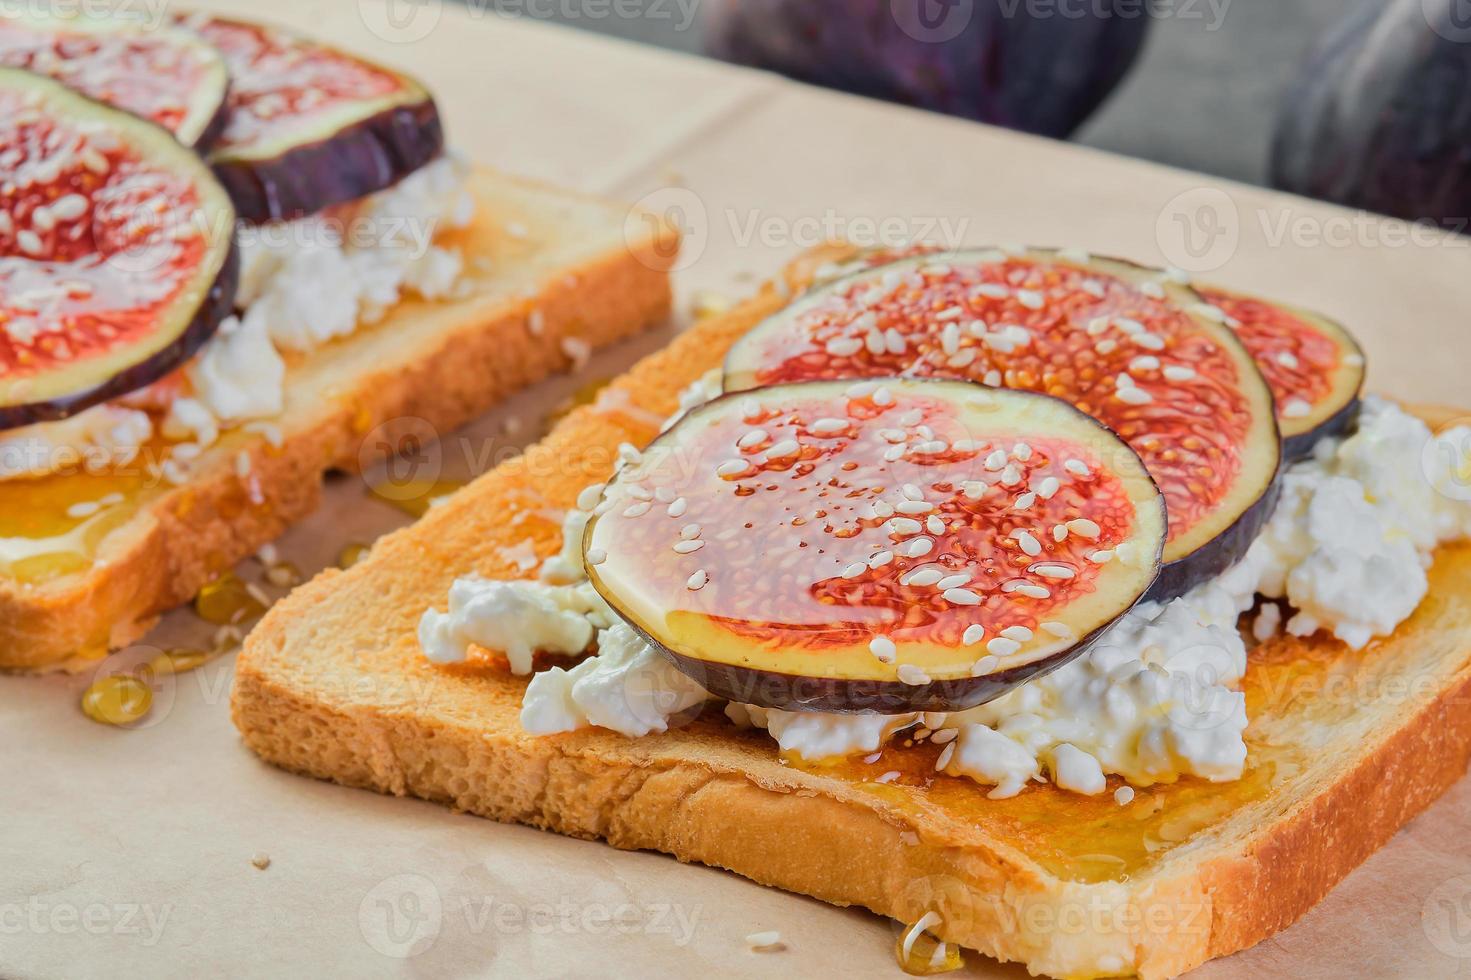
(584, 379, 1166, 714)
(0, 12, 229, 149)
(1196, 286, 1365, 461)
(0, 68, 238, 429)
(179, 15, 443, 223)
(724, 248, 1282, 601)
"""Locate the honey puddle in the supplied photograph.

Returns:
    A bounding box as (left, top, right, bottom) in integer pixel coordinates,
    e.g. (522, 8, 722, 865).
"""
(0, 462, 158, 585)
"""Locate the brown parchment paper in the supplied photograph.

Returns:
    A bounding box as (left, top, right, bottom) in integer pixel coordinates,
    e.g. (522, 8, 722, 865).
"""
(4, 2, 1471, 977)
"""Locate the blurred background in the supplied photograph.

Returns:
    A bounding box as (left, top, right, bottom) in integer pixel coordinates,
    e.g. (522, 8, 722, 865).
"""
(456, 0, 1471, 228)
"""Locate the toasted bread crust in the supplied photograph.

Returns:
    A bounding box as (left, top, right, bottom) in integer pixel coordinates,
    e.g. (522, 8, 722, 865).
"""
(0, 168, 676, 672)
(232, 263, 1471, 979)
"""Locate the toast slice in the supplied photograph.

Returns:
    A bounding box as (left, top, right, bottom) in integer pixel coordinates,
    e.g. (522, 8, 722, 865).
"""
(232, 276, 1471, 979)
(0, 167, 676, 672)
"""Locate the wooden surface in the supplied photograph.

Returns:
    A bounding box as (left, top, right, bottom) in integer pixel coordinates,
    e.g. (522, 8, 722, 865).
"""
(4, 2, 1471, 976)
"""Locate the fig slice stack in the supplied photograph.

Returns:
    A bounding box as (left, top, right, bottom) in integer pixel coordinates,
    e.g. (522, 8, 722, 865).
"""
(584, 379, 1166, 714)
(0, 68, 238, 429)
(180, 15, 444, 223)
(0, 11, 231, 149)
(725, 248, 1283, 600)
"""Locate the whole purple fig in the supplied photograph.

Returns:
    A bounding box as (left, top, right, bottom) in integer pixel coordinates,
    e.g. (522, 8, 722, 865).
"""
(704, 0, 1152, 138)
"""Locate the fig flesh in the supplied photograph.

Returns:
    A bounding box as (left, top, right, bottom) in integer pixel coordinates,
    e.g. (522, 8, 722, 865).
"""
(0, 11, 230, 149)
(724, 248, 1282, 601)
(0, 68, 238, 429)
(585, 379, 1166, 714)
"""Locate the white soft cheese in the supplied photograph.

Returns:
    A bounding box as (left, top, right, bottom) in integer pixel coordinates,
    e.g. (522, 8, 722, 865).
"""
(187, 313, 287, 423)
(2, 156, 475, 481)
(424, 398, 1471, 798)
(418, 577, 614, 674)
(521, 623, 708, 737)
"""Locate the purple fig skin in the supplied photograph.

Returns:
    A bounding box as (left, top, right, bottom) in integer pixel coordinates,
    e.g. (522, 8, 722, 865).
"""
(1281, 396, 1360, 464)
(211, 98, 444, 224)
(1144, 464, 1281, 604)
(704, 0, 1151, 138)
(1271, 0, 1471, 223)
(0, 243, 240, 429)
(190, 91, 232, 153)
(628, 600, 1140, 715)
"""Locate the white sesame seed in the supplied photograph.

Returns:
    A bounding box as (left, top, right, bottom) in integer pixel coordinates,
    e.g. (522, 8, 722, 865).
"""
(971, 655, 1000, 676)
(1064, 459, 1090, 477)
(1016, 583, 1052, 599)
(896, 500, 934, 515)
(889, 517, 924, 537)
(902, 568, 945, 588)
(1013, 530, 1041, 556)
(1283, 398, 1312, 419)
(961, 481, 990, 500)
(1035, 476, 1061, 500)
(1096, 338, 1118, 354)
(872, 386, 895, 406)
(943, 588, 981, 606)
(999, 464, 1023, 486)
(1088, 550, 1115, 564)
(622, 502, 652, 518)
(937, 573, 972, 590)
(626, 484, 654, 501)
(65, 501, 101, 519)
(905, 537, 935, 558)
(746, 931, 783, 950)
(873, 501, 896, 519)
(963, 624, 986, 646)
(716, 459, 751, 478)
(983, 370, 1002, 387)
(846, 380, 879, 399)
(1013, 492, 1037, 511)
(1001, 625, 1034, 642)
(673, 539, 705, 554)
(883, 445, 906, 462)
(1130, 356, 1160, 372)
(587, 548, 608, 565)
(810, 417, 849, 436)
(842, 562, 867, 579)
(932, 728, 959, 745)
(1012, 442, 1033, 461)
(826, 336, 863, 357)
(1133, 332, 1166, 351)
(1163, 365, 1196, 382)
(925, 514, 945, 536)
(668, 498, 689, 518)
(737, 428, 768, 449)
(576, 484, 606, 511)
(1118, 386, 1153, 405)
(1041, 621, 1076, 639)
(884, 328, 907, 355)
(987, 637, 1021, 657)
(973, 282, 1009, 299)
(935, 741, 957, 770)
(984, 449, 1007, 471)
(869, 550, 894, 568)
(1068, 519, 1102, 538)
(1017, 289, 1044, 310)
(766, 439, 800, 459)
(897, 664, 931, 686)
(1031, 563, 1076, 580)
(870, 636, 897, 662)
(1053, 524, 1068, 542)
(901, 483, 924, 500)
(681, 523, 702, 540)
